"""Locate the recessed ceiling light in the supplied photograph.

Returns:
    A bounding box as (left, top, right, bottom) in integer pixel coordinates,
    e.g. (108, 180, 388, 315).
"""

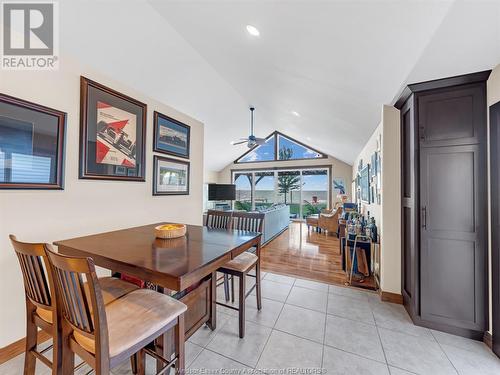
(246, 25, 260, 37)
(291, 111, 300, 117)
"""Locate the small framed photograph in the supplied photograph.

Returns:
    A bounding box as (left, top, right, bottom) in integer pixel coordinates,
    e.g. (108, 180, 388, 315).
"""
(79, 76, 147, 181)
(0, 93, 66, 189)
(153, 155, 190, 195)
(153, 111, 190, 159)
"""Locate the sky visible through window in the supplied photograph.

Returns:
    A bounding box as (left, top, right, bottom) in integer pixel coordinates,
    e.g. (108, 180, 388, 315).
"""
(237, 132, 324, 163)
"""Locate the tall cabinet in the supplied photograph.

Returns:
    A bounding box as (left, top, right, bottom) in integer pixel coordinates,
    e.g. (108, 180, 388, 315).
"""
(395, 71, 490, 339)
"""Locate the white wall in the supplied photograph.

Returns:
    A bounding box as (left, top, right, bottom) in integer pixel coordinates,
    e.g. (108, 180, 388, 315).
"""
(380, 105, 401, 294)
(0, 59, 204, 347)
(351, 105, 401, 295)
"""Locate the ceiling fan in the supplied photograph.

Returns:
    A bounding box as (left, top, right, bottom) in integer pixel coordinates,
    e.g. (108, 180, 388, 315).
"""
(231, 107, 266, 148)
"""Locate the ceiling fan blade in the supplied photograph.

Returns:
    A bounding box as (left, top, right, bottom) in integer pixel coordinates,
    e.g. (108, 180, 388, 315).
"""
(231, 140, 248, 145)
(255, 138, 267, 145)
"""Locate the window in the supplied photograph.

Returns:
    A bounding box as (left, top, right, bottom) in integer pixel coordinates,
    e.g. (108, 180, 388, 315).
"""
(234, 172, 252, 211)
(238, 136, 275, 163)
(277, 134, 322, 160)
(232, 167, 330, 219)
(235, 132, 325, 163)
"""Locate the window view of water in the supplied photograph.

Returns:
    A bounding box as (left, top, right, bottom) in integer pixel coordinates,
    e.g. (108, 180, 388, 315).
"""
(233, 168, 329, 219)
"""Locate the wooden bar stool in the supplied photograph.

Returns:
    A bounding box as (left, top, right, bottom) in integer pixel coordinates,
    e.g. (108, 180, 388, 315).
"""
(9, 235, 139, 375)
(45, 248, 187, 375)
(205, 210, 234, 301)
(216, 212, 264, 338)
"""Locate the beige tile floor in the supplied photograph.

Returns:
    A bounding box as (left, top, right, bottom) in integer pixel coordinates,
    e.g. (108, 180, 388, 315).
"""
(2, 272, 500, 375)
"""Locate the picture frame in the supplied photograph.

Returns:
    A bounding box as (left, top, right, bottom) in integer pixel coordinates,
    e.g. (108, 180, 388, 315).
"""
(333, 177, 346, 194)
(153, 155, 190, 196)
(360, 165, 370, 203)
(153, 111, 190, 159)
(0, 93, 66, 189)
(79, 76, 147, 181)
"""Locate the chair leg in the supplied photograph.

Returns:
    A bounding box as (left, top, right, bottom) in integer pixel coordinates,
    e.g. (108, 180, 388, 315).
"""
(24, 310, 37, 375)
(255, 263, 262, 311)
(239, 273, 246, 338)
(231, 275, 235, 303)
(175, 315, 185, 374)
(136, 349, 146, 375)
(223, 274, 230, 302)
(131, 354, 138, 374)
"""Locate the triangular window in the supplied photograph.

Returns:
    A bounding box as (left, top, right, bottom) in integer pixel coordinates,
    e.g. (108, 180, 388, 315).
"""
(235, 132, 325, 163)
(237, 136, 275, 163)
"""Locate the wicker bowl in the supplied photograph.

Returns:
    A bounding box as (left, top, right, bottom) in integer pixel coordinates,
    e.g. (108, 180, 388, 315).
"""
(154, 223, 187, 239)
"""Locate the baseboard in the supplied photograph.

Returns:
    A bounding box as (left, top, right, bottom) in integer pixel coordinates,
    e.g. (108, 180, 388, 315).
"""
(379, 290, 403, 304)
(0, 330, 51, 365)
(484, 331, 493, 349)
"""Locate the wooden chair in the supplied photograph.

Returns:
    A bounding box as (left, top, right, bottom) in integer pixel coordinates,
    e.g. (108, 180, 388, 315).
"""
(45, 248, 187, 375)
(205, 209, 233, 230)
(9, 235, 139, 375)
(216, 212, 264, 338)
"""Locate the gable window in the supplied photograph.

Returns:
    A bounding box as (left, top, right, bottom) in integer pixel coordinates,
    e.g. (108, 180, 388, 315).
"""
(235, 131, 325, 163)
(238, 135, 275, 163)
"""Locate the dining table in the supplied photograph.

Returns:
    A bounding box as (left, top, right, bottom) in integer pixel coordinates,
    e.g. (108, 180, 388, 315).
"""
(54, 222, 261, 367)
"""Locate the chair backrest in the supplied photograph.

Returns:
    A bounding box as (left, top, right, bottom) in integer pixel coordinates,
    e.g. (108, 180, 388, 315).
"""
(45, 248, 106, 340)
(232, 211, 265, 233)
(9, 234, 53, 310)
(206, 210, 233, 230)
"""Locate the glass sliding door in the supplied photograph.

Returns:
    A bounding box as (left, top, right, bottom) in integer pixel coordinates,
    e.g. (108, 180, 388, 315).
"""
(234, 172, 252, 211)
(254, 171, 275, 210)
(301, 169, 329, 218)
(276, 170, 301, 219)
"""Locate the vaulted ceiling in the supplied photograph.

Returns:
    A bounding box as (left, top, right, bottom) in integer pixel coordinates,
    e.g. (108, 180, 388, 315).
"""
(61, 0, 500, 172)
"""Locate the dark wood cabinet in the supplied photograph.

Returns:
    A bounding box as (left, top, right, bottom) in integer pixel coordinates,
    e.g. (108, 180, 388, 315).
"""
(396, 71, 490, 339)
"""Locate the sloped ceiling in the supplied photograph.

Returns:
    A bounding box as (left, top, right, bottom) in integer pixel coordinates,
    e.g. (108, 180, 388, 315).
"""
(60, 0, 500, 172)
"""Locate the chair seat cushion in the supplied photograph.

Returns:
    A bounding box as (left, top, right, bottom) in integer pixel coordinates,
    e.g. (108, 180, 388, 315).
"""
(222, 252, 258, 273)
(73, 289, 187, 358)
(36, 277, 138, 324)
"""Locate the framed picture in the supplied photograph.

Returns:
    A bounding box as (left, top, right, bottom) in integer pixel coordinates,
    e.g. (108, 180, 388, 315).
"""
(153, 111, 190, 159)
(79, 77, 147, 181)
(333, 177, 346, 194)
(371, 152, 378, 177)
(360, 165, 370, 203)
(153, 155, 190, 195)
(0, 93, 66, 189)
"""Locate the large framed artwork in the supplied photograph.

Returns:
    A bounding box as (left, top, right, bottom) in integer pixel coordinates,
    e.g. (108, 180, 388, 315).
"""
(153, 155, 190, 196)
(0, 93, 66, 189)
(153, 111, 190, 159)
(79, 77, 147, 181)
(360, 165, 370, 203)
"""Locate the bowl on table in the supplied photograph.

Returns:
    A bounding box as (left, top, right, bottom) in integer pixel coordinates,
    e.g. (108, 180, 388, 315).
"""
(154, 223, 187, 239)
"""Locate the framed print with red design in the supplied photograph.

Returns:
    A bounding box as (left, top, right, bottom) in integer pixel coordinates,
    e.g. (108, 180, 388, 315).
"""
(79, 77, 146, 181)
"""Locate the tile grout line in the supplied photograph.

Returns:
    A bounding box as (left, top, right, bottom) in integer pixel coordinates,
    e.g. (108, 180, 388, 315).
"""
(321, 286, 329, 369)
(429, 330, 460, 375)
(252, 275, 296, 370)
(370, 298, 391, 374)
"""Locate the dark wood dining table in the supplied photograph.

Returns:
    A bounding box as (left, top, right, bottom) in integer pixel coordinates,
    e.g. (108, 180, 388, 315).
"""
(54, 223, 262, 340)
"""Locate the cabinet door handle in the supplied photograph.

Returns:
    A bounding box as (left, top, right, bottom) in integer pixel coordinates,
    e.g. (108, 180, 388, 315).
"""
(422, 207, 427, 229)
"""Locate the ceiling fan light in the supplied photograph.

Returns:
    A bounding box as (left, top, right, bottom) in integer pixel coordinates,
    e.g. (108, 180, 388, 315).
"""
(246, 25, 260, 37)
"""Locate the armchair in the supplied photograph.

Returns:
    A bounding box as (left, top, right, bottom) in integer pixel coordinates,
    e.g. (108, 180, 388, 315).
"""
(318, 208, 339, 236)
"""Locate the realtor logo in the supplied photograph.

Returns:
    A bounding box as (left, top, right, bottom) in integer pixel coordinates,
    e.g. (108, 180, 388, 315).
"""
(1, 1, 59, 69)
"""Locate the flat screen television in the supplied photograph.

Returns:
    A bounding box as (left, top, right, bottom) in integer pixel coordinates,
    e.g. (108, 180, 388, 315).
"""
(208, 184, 236, 201)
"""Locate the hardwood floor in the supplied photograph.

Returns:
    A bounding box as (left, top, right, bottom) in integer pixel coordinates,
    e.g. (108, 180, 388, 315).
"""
(261, 221, 377, 290)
